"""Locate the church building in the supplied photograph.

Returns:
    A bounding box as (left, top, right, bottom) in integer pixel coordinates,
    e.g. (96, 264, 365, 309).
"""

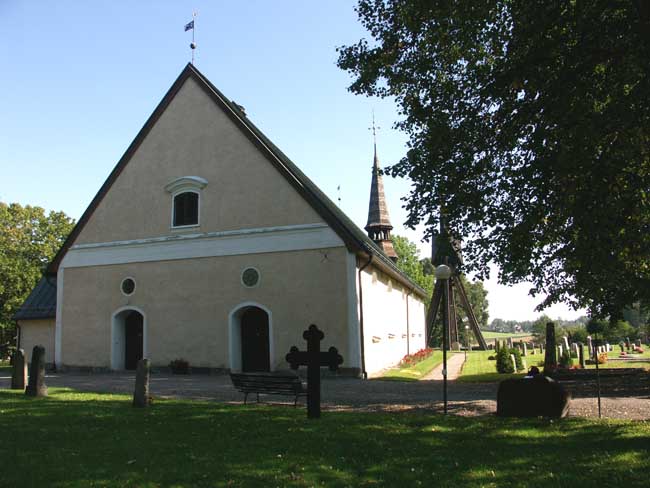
(13, 63, 428, 377)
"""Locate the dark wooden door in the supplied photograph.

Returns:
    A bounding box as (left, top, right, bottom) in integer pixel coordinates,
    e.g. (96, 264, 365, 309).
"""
(124, 311, 143, 370)
(241, 307, 270, 372)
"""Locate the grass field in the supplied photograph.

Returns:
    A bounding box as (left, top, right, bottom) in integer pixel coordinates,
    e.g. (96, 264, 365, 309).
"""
(458, 351, 545, 383)
(380, 351, 445, 381)
(0, 388, 649, 487)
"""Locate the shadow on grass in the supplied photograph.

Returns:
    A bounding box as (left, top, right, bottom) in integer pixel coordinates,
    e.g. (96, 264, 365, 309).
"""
(1, 388, 649, 487)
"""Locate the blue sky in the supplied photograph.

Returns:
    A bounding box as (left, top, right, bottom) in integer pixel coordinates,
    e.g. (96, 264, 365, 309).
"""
(0, 1, 585, 321)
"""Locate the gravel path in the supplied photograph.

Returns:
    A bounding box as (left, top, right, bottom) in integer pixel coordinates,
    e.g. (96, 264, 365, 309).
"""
(2, 371, 648, 420)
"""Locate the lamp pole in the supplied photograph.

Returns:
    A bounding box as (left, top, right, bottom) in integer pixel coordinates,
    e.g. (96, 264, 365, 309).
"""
(465, 324, 469, 361)
(435, 263, 452, 415)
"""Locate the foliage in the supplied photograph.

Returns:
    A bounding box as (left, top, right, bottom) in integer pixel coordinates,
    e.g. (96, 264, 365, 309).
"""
(2, 389, 650, 487)
(338, 0, 650, 320)
(559, 349, 574, 369)
(391, 235, 433, 297)
(398, 347, 433, 367)
(0, 202, 74, 349)
(496, 343, 515, 374)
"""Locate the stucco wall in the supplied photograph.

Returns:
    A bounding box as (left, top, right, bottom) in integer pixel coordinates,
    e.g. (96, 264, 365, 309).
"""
(59, 247, 351, 370)
(18, 319, 55, 365)
(360, 265, 427, 376)
(74, 76, 322, 245)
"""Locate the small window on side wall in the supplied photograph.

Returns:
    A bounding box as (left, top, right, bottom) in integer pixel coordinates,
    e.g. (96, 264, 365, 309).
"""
(173, 191, 199, 227)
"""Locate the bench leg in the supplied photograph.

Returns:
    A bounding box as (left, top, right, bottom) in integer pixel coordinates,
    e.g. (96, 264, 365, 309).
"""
(256, 393, 260, 403)
(244, 392, 248, 405)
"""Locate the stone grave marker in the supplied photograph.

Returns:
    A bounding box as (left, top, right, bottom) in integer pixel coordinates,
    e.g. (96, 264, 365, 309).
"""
(25, 346, 47, 397)
(543, 322, 557, 372)
(563, 336, 570, 352)
(558, 344, 563, 358)
(619, 342, 625, 352)
(507, 337, 514, 349)
(510, 354, 517, 372)
(578, 343, 585, 368)
(522, 342, 528, 356)
(587, 336, 593, 358)
(132, 358, 151, 407)
(11, 348, 27, 390)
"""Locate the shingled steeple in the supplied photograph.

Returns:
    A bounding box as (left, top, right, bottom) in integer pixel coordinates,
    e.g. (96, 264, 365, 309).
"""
(365, 140, 398, 261)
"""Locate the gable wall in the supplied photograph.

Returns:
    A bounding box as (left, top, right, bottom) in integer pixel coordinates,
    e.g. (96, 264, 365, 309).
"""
(58, 247, 352, 370)
(74, 77, 323, 246)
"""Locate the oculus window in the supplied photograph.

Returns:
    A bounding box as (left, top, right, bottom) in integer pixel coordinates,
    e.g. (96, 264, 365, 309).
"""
(242, 268, 260, 288)
(121, 278, 136, 296)
(173, 191, 199, 227)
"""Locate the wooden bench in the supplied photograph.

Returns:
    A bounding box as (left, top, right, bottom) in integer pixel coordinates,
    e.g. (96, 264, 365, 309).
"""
(230, 373, 307, 406)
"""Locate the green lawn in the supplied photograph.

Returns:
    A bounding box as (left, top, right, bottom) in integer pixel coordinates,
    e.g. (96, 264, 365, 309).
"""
(458, 350, 545, 383)
(0, 388, 648, 487)
(380, 351, 445, 381)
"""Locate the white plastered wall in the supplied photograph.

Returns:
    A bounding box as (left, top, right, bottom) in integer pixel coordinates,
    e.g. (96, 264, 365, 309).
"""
(359, 265, 427, 376)
(17, 319, 56, 364)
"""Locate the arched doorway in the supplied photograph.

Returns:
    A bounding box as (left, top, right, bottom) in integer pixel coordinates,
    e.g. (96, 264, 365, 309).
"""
(228, 303, 273, 372)
(111, 307, 146, 370)
(240, 307, 270, 372)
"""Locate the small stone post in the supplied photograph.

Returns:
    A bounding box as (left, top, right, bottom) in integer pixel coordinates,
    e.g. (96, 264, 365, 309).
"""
(11, 348, 27, 390)
(587, 336, 594, 358)
(132, 358, 151, 408)
(578, 343, 585, 368)
(522, 342, 528, 356)
(543, 322, 557, 374)
(510, 354, 517, 372)
(25, 346, 47, 397)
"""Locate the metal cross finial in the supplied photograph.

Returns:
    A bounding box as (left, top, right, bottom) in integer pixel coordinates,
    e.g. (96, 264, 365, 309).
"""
(369, 110, 381, 146)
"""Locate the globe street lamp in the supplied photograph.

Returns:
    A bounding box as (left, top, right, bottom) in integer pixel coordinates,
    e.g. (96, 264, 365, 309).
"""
(435, 263, 452, 414)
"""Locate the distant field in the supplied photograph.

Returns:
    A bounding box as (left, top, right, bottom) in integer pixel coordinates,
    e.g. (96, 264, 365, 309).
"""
(481, 331, 532, 340)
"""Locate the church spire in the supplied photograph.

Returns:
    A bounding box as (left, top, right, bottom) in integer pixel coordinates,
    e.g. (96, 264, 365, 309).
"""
(365, 117, 398, 261)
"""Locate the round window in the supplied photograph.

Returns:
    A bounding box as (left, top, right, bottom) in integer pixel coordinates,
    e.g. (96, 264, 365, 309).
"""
(121, 278, 136, 295)
(241, 268, 260, 287)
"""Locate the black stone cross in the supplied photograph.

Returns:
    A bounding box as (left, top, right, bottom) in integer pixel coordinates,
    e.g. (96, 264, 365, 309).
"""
(285, 324, 343, 419)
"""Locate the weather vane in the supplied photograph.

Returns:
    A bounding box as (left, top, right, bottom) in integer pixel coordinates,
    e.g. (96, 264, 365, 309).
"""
(185, 11, 197, 64)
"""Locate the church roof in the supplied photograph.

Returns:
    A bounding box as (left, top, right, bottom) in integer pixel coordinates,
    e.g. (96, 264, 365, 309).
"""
(44, 63, 427, 299)
(12, 276, 56, 320)
(365, 145, 393, 231)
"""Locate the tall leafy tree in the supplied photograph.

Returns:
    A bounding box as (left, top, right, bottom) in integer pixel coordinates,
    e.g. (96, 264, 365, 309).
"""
(0, 202, 74, 351)
(391, 235, 433, 297)
(338, 0, 650, 320)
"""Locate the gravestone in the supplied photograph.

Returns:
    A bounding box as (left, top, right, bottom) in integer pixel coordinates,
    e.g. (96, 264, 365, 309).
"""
(522, 343, 527, 357)
(587, 336, 593, 358)
(619, 342, 625, 352)
(497, 376, 571, 418)
(605, 343, 611, 352)
(558, 345, 563, 358)
(563, 336, 570, 352)
(543, 322, 557, 373)
(510, 354, 517, 372)
(635, 339, 641, 347)
(494, 338, 499, 351)
(507, 337, 513, 349)
(286, 324, 343, 419)
(578, 343, 585, 368)
(626, 337, 631, 351)
(132, 358, 151, 407)
(25, 346, 47, 397)
(571, 343, 578, 356)
(11, 348, 27, 390)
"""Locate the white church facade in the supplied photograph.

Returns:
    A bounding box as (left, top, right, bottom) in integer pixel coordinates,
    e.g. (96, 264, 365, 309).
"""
(14, 64, 427, 377)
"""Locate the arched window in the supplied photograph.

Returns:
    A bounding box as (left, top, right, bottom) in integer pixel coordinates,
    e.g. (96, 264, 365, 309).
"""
(173, 191, 199, 227)
(164, 176, 208, 229)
